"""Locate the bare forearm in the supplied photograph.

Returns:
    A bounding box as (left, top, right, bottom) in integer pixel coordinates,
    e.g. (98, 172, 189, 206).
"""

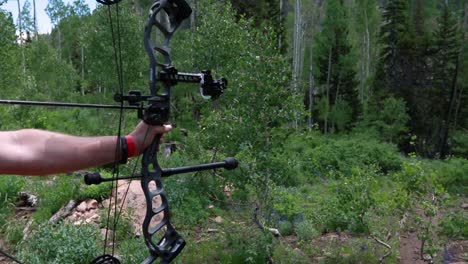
(0, 129, 119, 175)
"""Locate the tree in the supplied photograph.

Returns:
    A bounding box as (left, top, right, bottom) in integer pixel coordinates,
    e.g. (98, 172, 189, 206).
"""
(0, 6, 22, 97)
(314, 0, 359, 133)
(351, 0, 380, 103)
(433, 3, 462, 158)
(20, 0, 35, 39)
(374, 0, 408, 94)
(46, 0, 69, 56)
(229, 0, 286, 52)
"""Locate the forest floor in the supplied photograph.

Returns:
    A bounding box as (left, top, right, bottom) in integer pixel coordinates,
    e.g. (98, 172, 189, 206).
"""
(1, 182, 466, 264)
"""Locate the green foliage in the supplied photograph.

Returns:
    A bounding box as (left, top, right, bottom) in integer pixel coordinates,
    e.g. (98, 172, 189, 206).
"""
(439, 210, 468, 239)
(272, 242, 310, 263)
(118, 237, 148, 264)
(278, 221, 294, 236)
(451, 130, 468, 158)
(32, 176, 81, 222)
(323, 250, 380, 264)
(308, 136, 402, 177)
(165, 175, 211, 227)
(222, 226, 273, 263)
(314, 0, 360, 132)
(427, 158, 468, 194)
(272, 186, 304, 221)
(295, 220, 319, 242)
(78, 172, 113, 201)
(0, 176, 26, 226)
(328, 167, 378, 233)
(187, 0, 301, 189)
(362, 97, 410, 144)
(0, 8, 22, 96)
(2, 219, 26, 246)
(18, 223, 99, 264)
(394, 161, 445, 197)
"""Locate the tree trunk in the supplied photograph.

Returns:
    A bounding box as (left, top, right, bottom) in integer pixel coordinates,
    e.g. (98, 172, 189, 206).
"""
(292, 0, 303, 128)
(279, 0, 283, 49)
(17, 0, 26, 74)
(33, 0, 38, 39)
(58, 27, 62, 59)
(438, 56, 460, 158)
(308, 26, 315, 128)
(325, 46, 332, 134)
(365, 7, 371, 101)
(81, 46, 85, 96)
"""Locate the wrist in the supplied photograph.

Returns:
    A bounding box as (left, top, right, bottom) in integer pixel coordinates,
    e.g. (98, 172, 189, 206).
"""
(119, 135, 136, 164)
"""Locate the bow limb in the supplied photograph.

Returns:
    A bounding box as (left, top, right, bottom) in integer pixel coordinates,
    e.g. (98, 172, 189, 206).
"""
(141, 135, 185, 263)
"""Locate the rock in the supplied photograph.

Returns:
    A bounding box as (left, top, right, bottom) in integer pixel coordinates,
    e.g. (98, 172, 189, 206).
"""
(214, 216, 223, 223)
(90, 214, 100, 221)
(87, 199, 99, 210)
(17, 192, 38, 207)
(76, 201, 88, 212)
(102, 199, 110, 209)
(461, 203, 468, 210)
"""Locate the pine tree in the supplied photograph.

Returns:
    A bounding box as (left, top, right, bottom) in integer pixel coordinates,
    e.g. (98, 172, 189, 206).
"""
(374, 0, 408, 94)
(433, 3, 462, 157)
(314, 0, 359, 132)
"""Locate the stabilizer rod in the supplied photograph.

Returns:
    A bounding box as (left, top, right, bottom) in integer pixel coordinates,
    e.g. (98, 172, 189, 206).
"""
(84, 157, 238, 185)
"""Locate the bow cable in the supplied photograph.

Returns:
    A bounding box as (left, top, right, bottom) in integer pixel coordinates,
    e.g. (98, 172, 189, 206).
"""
(101, 1, 125, 259)
(100, 2, 153, 261)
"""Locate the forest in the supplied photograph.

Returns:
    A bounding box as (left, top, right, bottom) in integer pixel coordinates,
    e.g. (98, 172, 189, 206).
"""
(0, 0, 467, 263)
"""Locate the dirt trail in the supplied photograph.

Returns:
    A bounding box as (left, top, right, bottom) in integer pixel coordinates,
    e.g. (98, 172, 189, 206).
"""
(399, 231, 428, 264)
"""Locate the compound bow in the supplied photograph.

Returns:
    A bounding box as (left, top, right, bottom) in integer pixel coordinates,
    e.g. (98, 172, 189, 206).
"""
(88, 0, 237, 263)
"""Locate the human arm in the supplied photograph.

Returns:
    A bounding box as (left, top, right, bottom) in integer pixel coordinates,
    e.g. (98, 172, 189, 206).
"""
(0, 122, 172, 176)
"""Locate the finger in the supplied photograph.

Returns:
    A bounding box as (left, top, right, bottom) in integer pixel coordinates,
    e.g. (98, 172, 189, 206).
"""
(152, 124, 172, 135)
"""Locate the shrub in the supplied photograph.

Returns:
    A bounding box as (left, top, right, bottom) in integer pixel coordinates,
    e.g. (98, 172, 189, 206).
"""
(18, 223, 99, 264)
(33, 176, 81, 222)
(0, 176, 25, 226)
(308, 137, 402, 178)
(278, 221, 294, 236)
(428, 158, 468, 194)
(439, 211, 468, 239)
(295, 220, 320, 241)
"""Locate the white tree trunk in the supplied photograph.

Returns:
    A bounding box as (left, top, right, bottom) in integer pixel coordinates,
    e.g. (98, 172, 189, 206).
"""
(308, 30, 315, 128)
(17, 0, 26, 74)
(33, 0, 38, 39)
(292, 0, 304, 127)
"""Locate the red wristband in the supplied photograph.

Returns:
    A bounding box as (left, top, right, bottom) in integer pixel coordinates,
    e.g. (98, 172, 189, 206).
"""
(125, 135, 136, 157)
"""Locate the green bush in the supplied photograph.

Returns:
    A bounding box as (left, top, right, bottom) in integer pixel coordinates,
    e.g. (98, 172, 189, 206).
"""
(222, 226, 273, 264)
(439, 211, 468, 239)
(308, 137, 402, 178)
(451, 130, 468, 158)
(278, 221, 294, 236)
(428, 158, 468, 194)
(33, 176, 81, 222)
(0, 176, 25, 226)
(295, 220, 320, 241)
(315, 167, 379, 233)
(18, 223, 100, 264)
(78, 172, 113, 201)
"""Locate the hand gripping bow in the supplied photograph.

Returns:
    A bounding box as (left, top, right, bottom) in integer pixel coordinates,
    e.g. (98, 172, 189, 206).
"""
(87, 0, 237, 263)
